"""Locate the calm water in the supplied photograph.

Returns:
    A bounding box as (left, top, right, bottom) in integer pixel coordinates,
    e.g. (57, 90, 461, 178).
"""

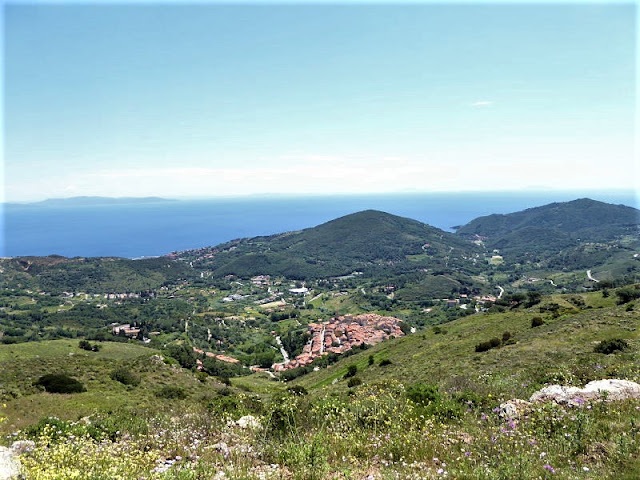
(2, 191, 637, 258)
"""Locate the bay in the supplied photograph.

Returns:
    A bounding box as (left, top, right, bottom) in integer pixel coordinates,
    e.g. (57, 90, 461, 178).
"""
(2, 191, 637, 258)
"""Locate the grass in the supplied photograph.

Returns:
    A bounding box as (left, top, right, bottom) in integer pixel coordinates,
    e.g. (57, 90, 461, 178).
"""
(0, 339, 229, 433)
(2, 291, 639, 479)
(295, 291, 639, 399)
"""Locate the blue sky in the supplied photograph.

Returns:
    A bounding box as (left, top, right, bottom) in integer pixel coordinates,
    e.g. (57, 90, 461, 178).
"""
(3, 1, 637, 201)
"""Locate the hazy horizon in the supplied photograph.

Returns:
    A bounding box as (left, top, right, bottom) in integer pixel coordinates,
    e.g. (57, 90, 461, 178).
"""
(4, 2, 636, 203)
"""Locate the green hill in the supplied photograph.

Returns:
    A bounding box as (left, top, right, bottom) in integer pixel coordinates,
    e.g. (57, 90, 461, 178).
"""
(0, 255, 195, 293)
(455, 198, 640, 274)
(180, 210, 482, 279)
(456, 198, 638, 240)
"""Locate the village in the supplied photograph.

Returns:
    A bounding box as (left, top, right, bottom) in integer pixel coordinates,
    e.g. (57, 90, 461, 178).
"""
(272, 313, 405, 372)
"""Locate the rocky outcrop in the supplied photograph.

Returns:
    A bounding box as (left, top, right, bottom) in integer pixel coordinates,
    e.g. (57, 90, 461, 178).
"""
(499, 399, 533, 419)
(530, 379, 640, 405)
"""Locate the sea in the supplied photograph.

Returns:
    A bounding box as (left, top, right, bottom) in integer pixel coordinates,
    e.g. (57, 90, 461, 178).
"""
(1, 191, 637, 259)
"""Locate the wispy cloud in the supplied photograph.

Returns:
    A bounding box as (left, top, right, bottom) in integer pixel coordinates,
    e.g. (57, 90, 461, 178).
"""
(471, 101, 493, 107)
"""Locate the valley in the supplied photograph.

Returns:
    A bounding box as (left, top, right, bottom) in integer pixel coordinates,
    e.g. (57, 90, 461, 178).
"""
(0, 198, 639, 479)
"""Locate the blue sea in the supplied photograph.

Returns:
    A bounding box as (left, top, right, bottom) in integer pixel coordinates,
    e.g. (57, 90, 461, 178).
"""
(1, 191, 637, 258)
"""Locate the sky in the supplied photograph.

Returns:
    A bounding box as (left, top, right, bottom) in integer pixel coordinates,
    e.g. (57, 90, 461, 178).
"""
(3, 1, 637, 202)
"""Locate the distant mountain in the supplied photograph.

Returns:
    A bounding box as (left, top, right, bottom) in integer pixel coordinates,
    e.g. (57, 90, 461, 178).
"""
(456, 198, 638, 240)
(7, 196, 174, 207)
(178, 210, 482, 280)
(456, 198, 640, 267)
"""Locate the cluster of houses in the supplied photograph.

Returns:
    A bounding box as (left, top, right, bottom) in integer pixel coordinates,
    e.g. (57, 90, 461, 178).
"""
(272, 313, 405, 372)
(192, 347, 241, 370)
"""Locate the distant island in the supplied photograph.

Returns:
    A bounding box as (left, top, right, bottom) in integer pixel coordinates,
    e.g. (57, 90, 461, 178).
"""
(6, 196, 175, 207)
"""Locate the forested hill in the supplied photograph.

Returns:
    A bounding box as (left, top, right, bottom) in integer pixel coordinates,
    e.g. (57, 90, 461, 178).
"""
(0, 256, 195, 293)
(456, 198, 639, 240)
(178, 210, 481, 279)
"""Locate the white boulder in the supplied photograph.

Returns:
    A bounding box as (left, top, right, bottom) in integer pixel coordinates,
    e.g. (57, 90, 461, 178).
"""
(530, 379, 640, 405)
(235, 415, 261, 430)
(499, 399, 532, 419)
(0, 447, 20, 480)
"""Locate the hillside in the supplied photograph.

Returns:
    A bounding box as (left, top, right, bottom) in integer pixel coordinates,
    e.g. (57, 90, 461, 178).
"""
(0, 255, 195, 294)
(456, 198, 639, 240)
(293, 290, 639, 399)
(455, 198, 640, 274)
(178, 210, 482, 280)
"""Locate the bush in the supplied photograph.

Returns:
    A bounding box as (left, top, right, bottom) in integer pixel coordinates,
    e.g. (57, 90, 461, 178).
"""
(34, 374, 86, 394)
(287, 385, 308, 396)
(531, 316, 545, 328)
(78, 340, 101, 352)
(615, 286, 640, 305)
(156, 385, 187, 399)
(347, 377, 362, 388)
(475, 337, 501, 352)
(368, 355, 374, 366)
(110, 367, 141, 386)
(502, 331, 512, 342)
(407, 383, 440, 406)
(594, 339, 629, 355)
(344, 365, 358, 378)
(379, 358, 392, 366)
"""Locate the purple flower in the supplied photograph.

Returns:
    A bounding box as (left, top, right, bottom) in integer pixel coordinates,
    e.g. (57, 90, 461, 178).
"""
(464, 451, 471, 457)
(543, 464, 555, 474)
(492, 407, 501, 413)
(481, 413, 488, 421)
(574, 397, 585, 405)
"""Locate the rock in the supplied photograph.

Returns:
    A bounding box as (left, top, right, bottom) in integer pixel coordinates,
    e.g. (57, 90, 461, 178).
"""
(0, 446, 20, 480)
(236, 415, 261, 430)
(530, 379, 640, 405)
(212, 442, 230, 458)
(10, 440, 34, 455)
(499, 399, 532, 419)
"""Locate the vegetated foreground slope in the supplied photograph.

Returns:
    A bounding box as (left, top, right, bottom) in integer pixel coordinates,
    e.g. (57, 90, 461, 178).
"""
(178, 210, 482, 279)
(295, 290, 640, 399)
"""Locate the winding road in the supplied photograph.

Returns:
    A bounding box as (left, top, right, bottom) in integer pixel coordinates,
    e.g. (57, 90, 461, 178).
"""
(586, 270, 599, 283)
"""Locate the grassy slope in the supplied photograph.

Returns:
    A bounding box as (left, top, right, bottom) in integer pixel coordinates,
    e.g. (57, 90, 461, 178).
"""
(296, 292, 639, 400)
(0, 340, 225, 433)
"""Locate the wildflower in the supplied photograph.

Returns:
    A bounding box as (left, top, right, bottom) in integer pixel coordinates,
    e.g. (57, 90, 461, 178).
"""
(543, 464, 555, 474)
(540, 452, 546, 458)
(582, 467, 589, 472)
(464, 451, 471, 457)
(481, 413, 488, 421)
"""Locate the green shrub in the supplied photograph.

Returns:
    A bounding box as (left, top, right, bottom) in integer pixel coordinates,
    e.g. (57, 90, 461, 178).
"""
(406, 383, 440, 406)
(379, 358, 392, 366)
(531, 316, 545, 328)
(344, 365, 358, 378)
(594, 338, 629, 355)
(34, 374, 86, 394)
(502, 331, 512, 342)
(287, 385, 308, 396)
(347, 377, 362, 388)
(156, 385, 187, 399)
(78, 340, 100, 352)
(110, 367, 141, 386)
(475, 337, 501, 352)
(616, 286, 640, 304)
